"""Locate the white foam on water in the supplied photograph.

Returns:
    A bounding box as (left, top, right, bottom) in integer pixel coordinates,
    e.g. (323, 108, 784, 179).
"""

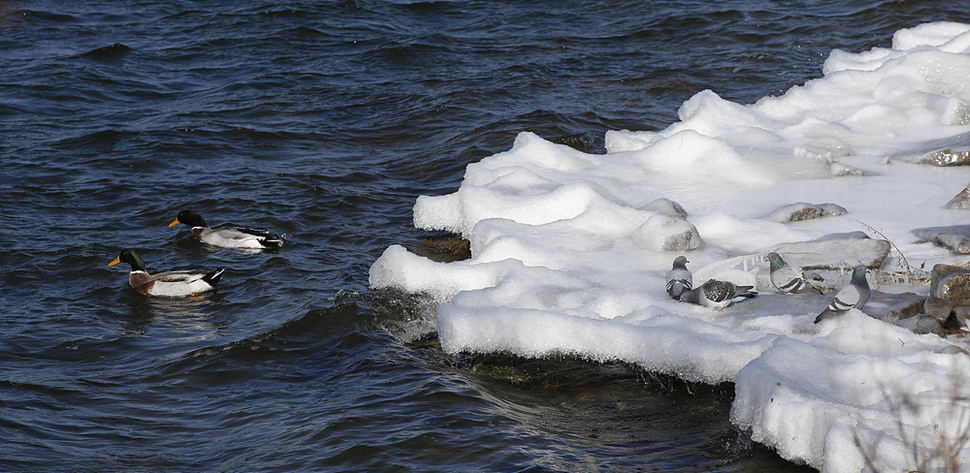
(371, 22, 970, 473)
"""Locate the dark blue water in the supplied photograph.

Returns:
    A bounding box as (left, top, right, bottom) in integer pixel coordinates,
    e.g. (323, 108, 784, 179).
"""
(2, 1, 966, 471)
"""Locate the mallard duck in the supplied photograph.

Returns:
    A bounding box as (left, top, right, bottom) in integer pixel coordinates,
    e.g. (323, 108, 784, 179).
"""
(109, 249, 225, 297)
(169, 210, 284, 249)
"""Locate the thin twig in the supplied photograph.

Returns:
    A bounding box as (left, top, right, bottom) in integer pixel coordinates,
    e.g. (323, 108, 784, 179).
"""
(850, 219, 913, 284)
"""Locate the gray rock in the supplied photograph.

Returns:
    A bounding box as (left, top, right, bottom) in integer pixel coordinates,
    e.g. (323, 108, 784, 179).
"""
(945, 183, 970, 209)
(770, 233, 891, 270)
(640, 198, 688, 219)
(952, 306, 970, 330)
(865, 291, 925, 324)
(929, 264, 970, 303)
(830, 163, 874, 177)
(893, 314, 946, 337)
(924, 297, 956, 323)
(765, 202, 848, 223)
(937, 345, 970, 356)
(914, 225, 970, 254)
(812, 231, 870, 242)
(919, 148, 970, 167)
(632, 214, 704, 252)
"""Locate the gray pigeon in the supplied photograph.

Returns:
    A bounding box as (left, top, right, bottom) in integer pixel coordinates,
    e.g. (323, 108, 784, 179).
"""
(766, 252, 822, 294)
(814, 265, 870, 324)
(679, 279, 757, 310)
(665, 256, 692, 299)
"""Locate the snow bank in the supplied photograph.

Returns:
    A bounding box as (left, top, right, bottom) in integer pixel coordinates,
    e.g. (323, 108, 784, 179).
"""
(371, 22, 970, 473)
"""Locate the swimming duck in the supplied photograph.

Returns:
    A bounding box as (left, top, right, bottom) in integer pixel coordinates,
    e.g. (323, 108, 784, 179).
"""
(169, 210, 284, 249)
(109, 249, 225, 297)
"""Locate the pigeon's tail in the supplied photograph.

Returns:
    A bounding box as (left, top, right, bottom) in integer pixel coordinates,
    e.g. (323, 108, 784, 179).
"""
(814, 308, 835, 324)
(666, 279, 689, 300)
(736, 286, 757, 298)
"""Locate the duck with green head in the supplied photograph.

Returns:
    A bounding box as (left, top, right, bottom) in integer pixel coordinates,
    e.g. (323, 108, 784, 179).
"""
(109, 249, 225, 297)
(169, 210, 284, 249)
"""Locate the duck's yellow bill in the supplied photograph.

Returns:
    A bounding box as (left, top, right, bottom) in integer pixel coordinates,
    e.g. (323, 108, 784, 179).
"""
(168, 218, 180, 227)
(109, 257, 121, 266)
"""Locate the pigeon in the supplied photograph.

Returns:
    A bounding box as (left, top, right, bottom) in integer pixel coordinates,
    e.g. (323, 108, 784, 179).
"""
(766, 252, 823, 294)
(814, 265, 870, 324)
(679, 279, 757, 310)
(665, 256, 692, 299)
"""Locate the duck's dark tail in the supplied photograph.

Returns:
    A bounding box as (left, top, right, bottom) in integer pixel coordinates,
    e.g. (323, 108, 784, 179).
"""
(259, 235, 285, 249)
(203, 268, 226, 286)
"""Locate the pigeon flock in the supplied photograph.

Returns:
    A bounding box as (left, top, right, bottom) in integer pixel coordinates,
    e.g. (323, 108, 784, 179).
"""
(666, 253, 871, 321)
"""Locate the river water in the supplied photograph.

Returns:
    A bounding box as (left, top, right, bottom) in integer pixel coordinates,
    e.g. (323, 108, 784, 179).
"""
(2, 1, 965, 471)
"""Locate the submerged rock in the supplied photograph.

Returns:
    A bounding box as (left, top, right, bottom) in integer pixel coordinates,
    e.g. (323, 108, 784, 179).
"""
(830, 163, 874, 177)
(632, 214, 703, 252)
(769, 233, 890, 270)
(640, 197, 688, 219)
(412, 234, 472, 262)
(913, 225, 970, 254)
(945, 183, 970, 209)
(765, 202, 847, 223)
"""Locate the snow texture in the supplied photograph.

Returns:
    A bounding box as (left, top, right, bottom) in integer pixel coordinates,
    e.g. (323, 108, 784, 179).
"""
(371, 22, 970, 473)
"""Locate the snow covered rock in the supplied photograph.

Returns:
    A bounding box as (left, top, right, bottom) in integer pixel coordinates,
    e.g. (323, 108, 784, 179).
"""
(764, 202, 847, 223)
(632, 214, 703, 252)
(769, 233, 891, 270)
(914, 225, 970, 254)
(639, 197, 688, 219)
(945, 182, 970, 209)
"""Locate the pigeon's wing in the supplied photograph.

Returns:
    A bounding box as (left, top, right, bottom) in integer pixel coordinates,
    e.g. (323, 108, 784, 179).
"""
(814, 284, 861, 323)
(771, 265, 804, 292)
(831, 284, 862, 310)
(702, 280, 732, 303)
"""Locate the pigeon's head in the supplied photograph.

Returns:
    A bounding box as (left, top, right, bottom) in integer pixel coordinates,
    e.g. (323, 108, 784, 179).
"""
(766, 252, 785, 271)
(851, 265, 869, 284)
(672, 255, 689, 269)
